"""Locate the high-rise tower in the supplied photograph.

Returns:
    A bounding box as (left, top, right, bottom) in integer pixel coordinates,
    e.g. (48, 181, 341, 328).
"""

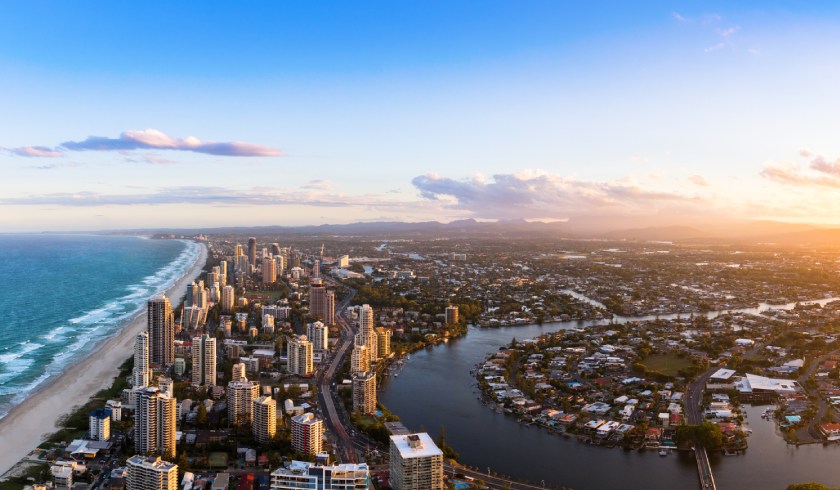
(133, 331, 150, 388)
(134, 387, 177, 458)
(191, 334, 216, 387)
(148, 295, 174, 367)
(248, 237, 257, 268)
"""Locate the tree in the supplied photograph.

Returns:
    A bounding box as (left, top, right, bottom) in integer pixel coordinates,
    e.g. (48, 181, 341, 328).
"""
(196, 402, 208, 427)
(786, 484, 834, 490)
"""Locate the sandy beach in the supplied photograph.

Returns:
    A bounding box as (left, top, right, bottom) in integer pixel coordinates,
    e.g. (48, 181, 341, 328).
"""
(0, 240, 208, 475)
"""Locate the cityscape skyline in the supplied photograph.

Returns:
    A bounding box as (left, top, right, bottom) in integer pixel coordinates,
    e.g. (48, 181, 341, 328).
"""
(3, 2, 840, 231)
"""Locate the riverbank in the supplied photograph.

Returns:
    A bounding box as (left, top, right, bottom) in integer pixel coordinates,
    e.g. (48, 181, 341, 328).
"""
(0, 240, 207, 476)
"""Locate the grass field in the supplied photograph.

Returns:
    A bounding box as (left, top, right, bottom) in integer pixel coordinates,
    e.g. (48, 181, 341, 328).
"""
(641, 353, 693, 377)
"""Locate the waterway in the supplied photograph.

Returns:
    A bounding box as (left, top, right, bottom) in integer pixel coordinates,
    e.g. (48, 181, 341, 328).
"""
(379, 295, 840, 489)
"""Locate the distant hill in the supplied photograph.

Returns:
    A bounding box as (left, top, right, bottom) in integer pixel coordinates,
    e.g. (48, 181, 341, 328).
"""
(110, 217, 840, 248)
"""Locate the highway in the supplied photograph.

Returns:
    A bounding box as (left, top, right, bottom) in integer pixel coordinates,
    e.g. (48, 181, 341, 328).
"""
(316, 278, 358, 463)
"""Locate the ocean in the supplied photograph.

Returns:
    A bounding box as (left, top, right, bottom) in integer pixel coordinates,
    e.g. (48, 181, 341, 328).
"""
(0, 235, 201, 420)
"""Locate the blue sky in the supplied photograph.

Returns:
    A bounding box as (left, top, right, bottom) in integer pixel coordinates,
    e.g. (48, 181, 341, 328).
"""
(2, 1, 840, 231)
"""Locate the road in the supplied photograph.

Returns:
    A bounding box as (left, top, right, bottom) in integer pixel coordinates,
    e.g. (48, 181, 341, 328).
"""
(444, 463, 553, 490)
(316, 279, 358, 463)
(684, 366, 718, 490)
(798, 348, 840, 441)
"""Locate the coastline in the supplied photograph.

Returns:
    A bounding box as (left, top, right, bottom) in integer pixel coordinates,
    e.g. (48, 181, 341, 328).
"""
(0, 240, 208, 475)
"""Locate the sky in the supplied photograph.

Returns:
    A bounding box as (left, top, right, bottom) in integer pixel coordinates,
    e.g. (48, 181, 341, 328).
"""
(2, 1, 840, 231)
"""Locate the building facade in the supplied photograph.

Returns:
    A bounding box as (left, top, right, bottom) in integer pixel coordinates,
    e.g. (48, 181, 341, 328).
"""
(228, 378, 260, 426)
(375, 327, 391, 359)
(133, 331, 151, 388)
(270, 461, 370, 490)
(307, 321, 329, 352)
(389, 433, 444, 490)
(291, 413, 324, 455)
(352, 371, 376, 415)
(89, 408, 111, 441)
(221, 285, 235, 313)
(126, 455, 178, 490)
(253, 396, 277, 444)
(287, 335, 314, 376)
(135, 387, 177, 458)
(191, 334, 217, 387)
(445, 305, 459, 326)
(148, 295, 175, 367)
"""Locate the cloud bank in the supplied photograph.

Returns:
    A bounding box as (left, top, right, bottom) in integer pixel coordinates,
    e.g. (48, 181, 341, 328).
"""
(412, 171, 702, 220)
(5, 129, 281, 158)
(761, 151, 840, 188)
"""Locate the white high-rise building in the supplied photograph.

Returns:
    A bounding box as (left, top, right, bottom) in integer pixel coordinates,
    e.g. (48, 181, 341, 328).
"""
(191, 334, 217, 387)
(389, 433, 444, 490)
(148, 295, 175, 367)
(290, 413, 324, 455)
(287, 335, 314, 376)
(359, 304, 378, 361)
(253, 396, 277, 444)
(350, 344, 369, 374)
(306, 321, 328, 352)
(352, 371, 376, 415)
(228, 378, 260, 426)
(221, 285, 235, 313)
(89, 408, 111, 441)
(135, 387, 177, 458)
(133, 331, 150, 388)
(126, 455, 178, 490)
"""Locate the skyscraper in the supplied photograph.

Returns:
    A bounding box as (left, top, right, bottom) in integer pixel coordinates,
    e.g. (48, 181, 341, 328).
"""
(323, 290, 335, 325)
(263, 257, 277, 284)
(352, 371, 376, 415)
(126, 456, 178, 490)
(306, 321, 328, 352)
(389, 433, 444, 490)
(191, 334, 216, 387)
(148, 295, 174, 367)
(287, 335, 314, 376)
(376, 327, 391, 359)
(248, 237, 257, 267)
(228, 378, 260, 426)
(253, 396, 277, 444)
(350, 343, 369, 374)
(310, 286, 335, 325)
(291, 413, 324, 455)
(359, 304, 378, 362)
(221, 285, 235, 313)
(135, 387, 177, 458)
(445, 305, 459, 326)
(133, 331, 150, 388)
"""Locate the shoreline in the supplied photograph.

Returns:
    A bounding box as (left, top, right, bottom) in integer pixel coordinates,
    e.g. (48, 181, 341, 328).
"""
(0, 240, 208, 475)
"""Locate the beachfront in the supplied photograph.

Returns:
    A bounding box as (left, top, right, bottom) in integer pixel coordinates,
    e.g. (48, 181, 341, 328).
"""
(0, 241, 207, 475)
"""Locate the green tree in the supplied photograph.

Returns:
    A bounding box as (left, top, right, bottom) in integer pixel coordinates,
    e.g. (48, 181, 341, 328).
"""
(786, 484, 834, 490)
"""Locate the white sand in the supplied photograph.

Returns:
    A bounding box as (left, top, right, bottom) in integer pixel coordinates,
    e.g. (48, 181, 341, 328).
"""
(0, 240, 208, 475)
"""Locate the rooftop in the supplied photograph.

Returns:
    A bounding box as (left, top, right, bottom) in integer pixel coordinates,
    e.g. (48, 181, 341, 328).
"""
(390, 432, 443, 459)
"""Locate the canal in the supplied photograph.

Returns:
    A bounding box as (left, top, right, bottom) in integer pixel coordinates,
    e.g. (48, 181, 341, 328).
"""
(379, 296, 840, 489)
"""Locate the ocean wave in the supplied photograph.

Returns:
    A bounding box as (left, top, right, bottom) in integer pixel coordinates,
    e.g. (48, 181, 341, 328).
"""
(0, 239, 202, 420)
(0, 342, 45, 365)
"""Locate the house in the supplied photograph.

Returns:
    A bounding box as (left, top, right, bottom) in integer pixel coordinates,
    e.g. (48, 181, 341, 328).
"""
(821, 423, 840, 441)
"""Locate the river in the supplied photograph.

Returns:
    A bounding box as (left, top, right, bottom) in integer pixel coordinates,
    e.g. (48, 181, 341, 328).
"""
(379, 296, 840, 489)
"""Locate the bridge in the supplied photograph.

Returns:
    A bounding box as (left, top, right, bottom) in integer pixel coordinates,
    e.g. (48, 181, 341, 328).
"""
(685, 367, 719, 490)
